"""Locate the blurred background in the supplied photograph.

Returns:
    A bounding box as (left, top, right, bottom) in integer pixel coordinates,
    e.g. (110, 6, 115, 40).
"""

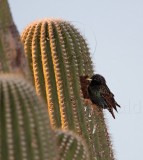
(9, 0, 143, 159)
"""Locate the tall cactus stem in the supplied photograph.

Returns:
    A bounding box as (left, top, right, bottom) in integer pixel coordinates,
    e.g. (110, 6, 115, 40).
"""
(21, 18, 115, 160)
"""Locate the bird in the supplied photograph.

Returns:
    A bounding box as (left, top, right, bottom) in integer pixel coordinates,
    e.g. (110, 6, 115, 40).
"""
(87, 74, 120, 119)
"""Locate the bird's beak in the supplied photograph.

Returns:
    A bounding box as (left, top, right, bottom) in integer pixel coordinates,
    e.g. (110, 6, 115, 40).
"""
(86, 77, 92, 82)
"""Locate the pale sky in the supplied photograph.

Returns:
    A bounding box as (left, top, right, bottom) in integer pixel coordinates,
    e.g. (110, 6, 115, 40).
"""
(9, 0, 143, 159)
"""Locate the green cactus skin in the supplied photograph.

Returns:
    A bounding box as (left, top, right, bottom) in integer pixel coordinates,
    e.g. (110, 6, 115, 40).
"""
(56, 130, 89, 160)
(21, 19, 115, 160)
(0, 0, 29, 76)
(0, 74, 58, 160)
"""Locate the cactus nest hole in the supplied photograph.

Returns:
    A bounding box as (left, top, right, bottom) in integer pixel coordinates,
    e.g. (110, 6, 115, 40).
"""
(80, 75, 90, 99)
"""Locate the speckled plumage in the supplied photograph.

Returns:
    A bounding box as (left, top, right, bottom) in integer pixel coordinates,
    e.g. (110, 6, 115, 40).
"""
(88, 74, 120, 119)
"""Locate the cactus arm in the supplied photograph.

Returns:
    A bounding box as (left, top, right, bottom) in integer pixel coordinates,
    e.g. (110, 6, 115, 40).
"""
(0, 0, 13, 28)
(0, 74, 58, 160)
(56, 130, 89, 160)
(0, 0, 29, 77)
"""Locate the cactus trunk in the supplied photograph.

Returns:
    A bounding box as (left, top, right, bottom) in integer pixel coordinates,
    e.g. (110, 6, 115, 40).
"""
(21, 18, 115, 160)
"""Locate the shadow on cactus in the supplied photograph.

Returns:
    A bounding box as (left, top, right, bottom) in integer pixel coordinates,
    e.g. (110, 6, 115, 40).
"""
(21, 18, 115, 160)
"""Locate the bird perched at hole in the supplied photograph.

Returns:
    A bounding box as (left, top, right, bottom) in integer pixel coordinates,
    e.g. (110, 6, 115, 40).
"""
(87, 74, 120, 119)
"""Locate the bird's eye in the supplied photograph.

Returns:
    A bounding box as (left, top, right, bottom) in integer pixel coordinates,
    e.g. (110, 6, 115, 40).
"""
(93, 79, 101, 85)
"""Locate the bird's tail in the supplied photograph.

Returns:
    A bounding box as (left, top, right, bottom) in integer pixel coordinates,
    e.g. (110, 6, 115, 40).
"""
(108, 108, 115, 119)
(116, 102, 121, 108)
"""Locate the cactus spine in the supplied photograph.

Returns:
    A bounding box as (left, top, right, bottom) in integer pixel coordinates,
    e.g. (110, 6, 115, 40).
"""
(21, 19, 114, 160)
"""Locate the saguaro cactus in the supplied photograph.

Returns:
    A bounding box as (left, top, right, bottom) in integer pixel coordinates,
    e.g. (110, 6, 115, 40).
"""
(0, 0, 29, 76)
(0, 74, 58, 160)
(21, 19, 114, 160)
(0, 1, 92, 159)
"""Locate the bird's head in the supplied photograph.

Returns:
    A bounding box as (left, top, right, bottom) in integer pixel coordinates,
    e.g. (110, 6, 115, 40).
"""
(87, 74, 106, 85)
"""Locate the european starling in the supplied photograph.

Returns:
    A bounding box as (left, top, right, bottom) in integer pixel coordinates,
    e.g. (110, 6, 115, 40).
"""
(87, 74, 120, 119)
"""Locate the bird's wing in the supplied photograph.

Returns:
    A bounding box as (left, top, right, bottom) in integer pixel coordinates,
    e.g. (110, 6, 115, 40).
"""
(100, 85, 120, 112)
(105, 84, 121, 108)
